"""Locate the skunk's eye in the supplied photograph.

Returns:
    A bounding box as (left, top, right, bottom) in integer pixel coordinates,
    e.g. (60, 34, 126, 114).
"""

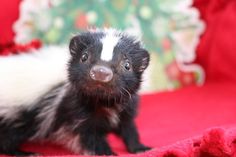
(124, 60, 131, 71)
(81, 53, 88, 62)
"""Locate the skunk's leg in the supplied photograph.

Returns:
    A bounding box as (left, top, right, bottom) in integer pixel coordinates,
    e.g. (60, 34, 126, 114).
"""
(0, 109, 40, 156)
(115, 120, 151, 153)
(79, 131, 116, 155)
(0, 134, 39, 156)
(77, 123, 116, 156)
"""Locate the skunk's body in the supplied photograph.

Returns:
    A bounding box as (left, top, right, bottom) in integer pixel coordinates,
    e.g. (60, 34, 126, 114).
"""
(0, 29, 150, 155)
(0, 46, 69, 107)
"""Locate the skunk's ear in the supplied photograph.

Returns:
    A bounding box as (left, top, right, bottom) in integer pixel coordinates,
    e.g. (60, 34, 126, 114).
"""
(139, 49, 150, 72)
(69, 35, 90, 56)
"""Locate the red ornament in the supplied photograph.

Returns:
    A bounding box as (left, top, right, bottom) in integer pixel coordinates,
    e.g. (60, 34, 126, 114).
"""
(162, 38, 171, 51)
(179, 72, 195, 86)
(75, 13, 88, 29)
(166, 61, 196, 87)
(0, 39, 42, 56)
(166, 61, 181, 80)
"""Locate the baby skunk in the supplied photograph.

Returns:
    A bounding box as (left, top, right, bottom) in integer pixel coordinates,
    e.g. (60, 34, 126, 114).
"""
(0, 29, 150, 156)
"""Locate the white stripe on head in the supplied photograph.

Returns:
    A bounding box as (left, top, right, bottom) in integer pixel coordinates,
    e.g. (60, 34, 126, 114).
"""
(100, 31, 120, 61)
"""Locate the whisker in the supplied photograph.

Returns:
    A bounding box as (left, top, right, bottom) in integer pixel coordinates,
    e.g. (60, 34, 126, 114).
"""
(121, 87, 132, 99)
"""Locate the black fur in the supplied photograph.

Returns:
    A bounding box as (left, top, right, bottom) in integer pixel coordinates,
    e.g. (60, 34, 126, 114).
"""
(0, 107, 40, 155)
(0, 29, 150, 156)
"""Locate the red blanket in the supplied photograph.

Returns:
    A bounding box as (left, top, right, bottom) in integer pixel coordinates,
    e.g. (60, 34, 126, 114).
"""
(2, 82, 234, 157)
(194, 0, 236, 82)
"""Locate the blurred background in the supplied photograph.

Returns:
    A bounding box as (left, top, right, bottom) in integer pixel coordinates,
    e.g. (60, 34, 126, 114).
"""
(12, 0, 204, 93)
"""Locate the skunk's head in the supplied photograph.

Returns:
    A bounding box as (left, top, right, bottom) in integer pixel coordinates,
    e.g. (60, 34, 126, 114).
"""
(68, 29, 149, 98)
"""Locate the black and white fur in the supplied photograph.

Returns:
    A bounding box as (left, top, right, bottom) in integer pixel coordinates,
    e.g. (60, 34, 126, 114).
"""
(0, 28, 150, 156)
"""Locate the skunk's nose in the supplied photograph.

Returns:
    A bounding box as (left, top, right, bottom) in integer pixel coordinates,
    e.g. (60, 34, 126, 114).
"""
(90, 65, 113, 83)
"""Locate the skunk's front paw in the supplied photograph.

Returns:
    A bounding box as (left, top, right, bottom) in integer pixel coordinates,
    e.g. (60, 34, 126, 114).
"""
(83, 146, 117, 156)
(128, 144, 151, 153)
(95, 148, 117, 156)
(84, 150, 116, 156)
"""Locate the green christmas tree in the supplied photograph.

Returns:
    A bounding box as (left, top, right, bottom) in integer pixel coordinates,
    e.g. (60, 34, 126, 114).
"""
(16, 0, 204, 92)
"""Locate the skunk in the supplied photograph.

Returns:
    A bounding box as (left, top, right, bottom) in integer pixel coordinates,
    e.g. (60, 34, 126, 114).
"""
(0, 29, 150, 156)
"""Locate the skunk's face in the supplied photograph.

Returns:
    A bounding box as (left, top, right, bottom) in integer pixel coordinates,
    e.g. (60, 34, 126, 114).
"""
(68, 29, 149, 98)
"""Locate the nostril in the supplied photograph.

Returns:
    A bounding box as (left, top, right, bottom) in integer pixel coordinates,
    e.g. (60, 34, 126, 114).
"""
(90, 65, 113, 82)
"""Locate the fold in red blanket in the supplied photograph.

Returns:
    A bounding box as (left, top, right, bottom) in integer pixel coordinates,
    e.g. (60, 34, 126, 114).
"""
(15, 128, 236, 157)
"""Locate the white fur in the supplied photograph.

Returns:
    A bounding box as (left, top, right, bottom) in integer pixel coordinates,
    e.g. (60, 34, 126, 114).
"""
(0, 106, 23, 123)
(100, 30, 120, 61)
(0, 46, 70, 107)
(31, 83, 69, 140)
(103, 107, 119, 127)
(52, 127, 82, 154)
(108, 109, 119, 127)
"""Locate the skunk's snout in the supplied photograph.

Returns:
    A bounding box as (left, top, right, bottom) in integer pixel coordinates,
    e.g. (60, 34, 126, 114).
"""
(90, 65, 113, 83)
